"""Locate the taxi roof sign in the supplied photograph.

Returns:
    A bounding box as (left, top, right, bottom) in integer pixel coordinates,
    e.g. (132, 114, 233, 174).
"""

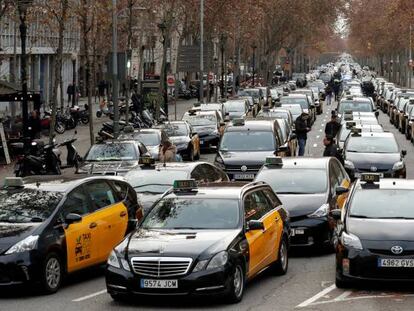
(173, 179, 198, 191)
(232, 118, 245, 126)
(265, 157, 283, 166)
(346, 121, 356, 129)
(4, 177, 24, 188)
(360, 173, 380, 183)
(351, 127, 362, 136)
(139, 156, 155, 166)
(188, 109, 197, 115)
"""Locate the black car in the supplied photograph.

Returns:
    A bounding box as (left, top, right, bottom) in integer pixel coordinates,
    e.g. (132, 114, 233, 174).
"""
(0, 176, 141, 293)
(214, 119, 285, 181)
(105, 180, 289, 303)
(124, 160, 229, 212)
(77, 141, 150, 176)
(343, 131, 406, 179)
(333, 174, 414, 287)
(254, 157, 350, 248)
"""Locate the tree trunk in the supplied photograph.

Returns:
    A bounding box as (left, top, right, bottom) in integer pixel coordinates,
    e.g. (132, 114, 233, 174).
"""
(158, 39, 168, 121)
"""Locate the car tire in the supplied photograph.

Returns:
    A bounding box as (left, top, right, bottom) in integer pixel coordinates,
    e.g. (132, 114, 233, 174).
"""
(270, 237, 289, 275)
(41, 252, 63, 294)
(224, 264, 245, 304)
(187, 146, 194, 162)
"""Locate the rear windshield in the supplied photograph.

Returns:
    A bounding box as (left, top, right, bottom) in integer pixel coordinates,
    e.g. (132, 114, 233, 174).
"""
(220, 131, 275, 151)
(339, 101, 372, 113)
(346, 136, 398, 153)
(280, 97, 308, 109)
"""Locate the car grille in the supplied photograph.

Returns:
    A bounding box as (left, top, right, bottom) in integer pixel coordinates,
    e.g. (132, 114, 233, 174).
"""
(369, 249, 414, 256)
(130, 257, 193, 277)
(225, 164, 263, 171)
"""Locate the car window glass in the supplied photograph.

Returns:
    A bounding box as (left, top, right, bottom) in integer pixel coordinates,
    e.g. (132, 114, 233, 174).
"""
(191, 165, 208, 183)
(329, 162, 341, 194)
(262, 188, 282, 208)
(84, 181, 117, 210)
(60, 187, 92, 218)
(202, 164, 222, 182)
(244, 191, 269, 221)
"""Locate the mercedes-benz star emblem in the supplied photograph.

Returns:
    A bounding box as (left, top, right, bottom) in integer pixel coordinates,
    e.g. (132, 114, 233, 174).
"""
(391, 245, 403, 255)
(241, 165, 248, 172)
(370, 166, 378, 172)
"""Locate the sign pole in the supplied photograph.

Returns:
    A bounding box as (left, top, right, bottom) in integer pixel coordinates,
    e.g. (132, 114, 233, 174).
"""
(0, 123, 10, 165)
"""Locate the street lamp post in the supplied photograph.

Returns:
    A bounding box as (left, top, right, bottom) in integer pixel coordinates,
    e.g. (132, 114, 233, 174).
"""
(251, 44, 257, 87)
(17, 0, 32, 145)
(71, 52, 77, 108)
(158, 21, 168, 121)
(199, 0, 204, 103)
(220, 33, 227, 99)
(213, 57, 218, 102)
(112, 0, 120, 138)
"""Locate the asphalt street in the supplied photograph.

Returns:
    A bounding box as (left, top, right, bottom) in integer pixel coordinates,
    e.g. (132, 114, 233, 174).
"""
(2, 100, 414, 310)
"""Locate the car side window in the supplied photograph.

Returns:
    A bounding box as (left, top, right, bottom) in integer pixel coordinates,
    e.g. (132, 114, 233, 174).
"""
(243, 191, 270, 221)
(262, 188, 282, 208)
(138, 143, 148, 155)
(60, 187, 93, 218)
(84, 181, 117, 210)
(202, 164, 222, 182)
(330, 162, 342, 195)
(111, 180, 138, 213)
(191, 165, 208, 183)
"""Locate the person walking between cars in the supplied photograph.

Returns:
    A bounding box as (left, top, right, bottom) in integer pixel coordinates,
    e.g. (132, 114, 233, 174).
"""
(323, 135, 343, 164)
(325, 83, 333, 105)
(159, 139, 177, 163)
(325, 111, 341, 138)
(295, 113, 310, 156)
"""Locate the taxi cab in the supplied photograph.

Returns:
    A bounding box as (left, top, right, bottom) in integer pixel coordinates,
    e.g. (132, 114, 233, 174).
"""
(106, 180, 290, 303)
(0, 176, 142, 293)
(333, 174, 414, 287)
(254, 157, 350, 249)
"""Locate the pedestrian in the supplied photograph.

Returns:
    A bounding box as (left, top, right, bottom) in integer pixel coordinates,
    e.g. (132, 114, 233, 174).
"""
(325, 111, 341, 138)
(28, 110, 41, 140)
(67, 83, 73, 104)
(323, 135, 344, 164)
(295, 112, 311, 156)
(158, 139, 177, 163)
(325, 83, 333, 105)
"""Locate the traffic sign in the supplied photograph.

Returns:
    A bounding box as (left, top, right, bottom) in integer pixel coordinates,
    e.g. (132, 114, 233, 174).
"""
(167, 75, 175, 87)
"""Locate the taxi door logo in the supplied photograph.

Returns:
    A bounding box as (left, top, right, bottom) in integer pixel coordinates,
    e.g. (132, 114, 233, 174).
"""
(75, 233, 92, 262)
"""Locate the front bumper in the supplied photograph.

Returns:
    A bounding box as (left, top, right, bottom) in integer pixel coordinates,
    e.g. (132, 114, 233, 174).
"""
(224, 169, 260, 181)
(346, 167, 406, 180)
(106, 264, 232, 297)
(289, 217, 330, 247)
(0, 251, 41, 286)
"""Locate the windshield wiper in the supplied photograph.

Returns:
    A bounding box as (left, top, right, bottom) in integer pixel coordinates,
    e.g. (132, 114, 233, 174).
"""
(30, 217, 44, 222)
(134, 184, 171, 189)
(350, 214, 371, 218)
(346, 150, 359, 153)
(170, 227, 205, 230)
(376, 216, 414, 220)
(279, 192, 313, 194)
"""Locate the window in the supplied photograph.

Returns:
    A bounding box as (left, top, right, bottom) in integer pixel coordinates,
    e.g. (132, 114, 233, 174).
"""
(84, 181, 117, 210)
(191, 165, 208, 183)
(244, 191, 271, 221)
(201, 164, 222, 182)
(262, 188, 282, 208)
(60, 187, 92, 218)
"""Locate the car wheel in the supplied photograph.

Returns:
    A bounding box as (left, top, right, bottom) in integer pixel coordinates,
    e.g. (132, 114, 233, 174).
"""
(225, 264, 245, 303)
(271, 237, 288, 275)
(187, 146, 194, 162)
(55, 122, 65, 134)
(41, 252, 63, 294)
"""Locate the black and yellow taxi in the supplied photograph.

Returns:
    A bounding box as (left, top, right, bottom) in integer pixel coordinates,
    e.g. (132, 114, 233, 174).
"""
(333, 174, 414, 287)
(214, 118, 286, 181)
(0, 176, 141, 293)
(254, 157, 350, 249)
(106, 180, 290, 303)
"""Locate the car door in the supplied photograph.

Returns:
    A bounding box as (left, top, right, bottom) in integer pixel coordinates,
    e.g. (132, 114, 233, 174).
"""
(60, 186, 99, 273)
(84, 180, 129, 262)
(243, 190, 269, 278)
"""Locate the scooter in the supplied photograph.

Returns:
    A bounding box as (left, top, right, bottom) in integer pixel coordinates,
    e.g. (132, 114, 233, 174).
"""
(58, 134, 82, 169)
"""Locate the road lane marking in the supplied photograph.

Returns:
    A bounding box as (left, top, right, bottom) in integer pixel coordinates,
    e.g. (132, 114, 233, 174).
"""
(308, 293, 414, 307)
(296, 284, 336, 308)
(313, 144, 317, 147)
(321, 124, 325, 127)
(333, 290, 352, 301)
(72, 289, 107, 302)
(319, 129, 323, 132)
(316, 135, 320, 139)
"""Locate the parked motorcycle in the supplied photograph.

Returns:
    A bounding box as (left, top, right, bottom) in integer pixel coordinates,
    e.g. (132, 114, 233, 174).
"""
(58, 136, 82, 169)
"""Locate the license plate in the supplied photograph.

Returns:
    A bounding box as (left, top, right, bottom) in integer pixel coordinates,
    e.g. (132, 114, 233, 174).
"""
(200, 140, 204, 145)
(140, 279, 178, 289)
(355, 173, 383, 178)
(378, 258, 414, 268)
(234, 173, 255, 180)
(291, 229, 305, 236)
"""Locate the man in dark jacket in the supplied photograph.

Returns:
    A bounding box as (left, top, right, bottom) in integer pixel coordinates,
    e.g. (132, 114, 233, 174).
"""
(28, 110, 41, 139)
(325, 111, 341, 138)
(323, 136, 343, 164)
(295, 113, 310, 156)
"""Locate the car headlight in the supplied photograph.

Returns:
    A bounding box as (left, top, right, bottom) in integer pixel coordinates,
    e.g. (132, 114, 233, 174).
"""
(6, 235, 39, 254)
(308, 203, 329, 218)
(107, 250, 131, 271)
(214, 155, 225, 168)
(344, 160, 355, 170)
(341, 232, 363, 250)
(393, 161, 404, 171)
(193, 251, 229, 272)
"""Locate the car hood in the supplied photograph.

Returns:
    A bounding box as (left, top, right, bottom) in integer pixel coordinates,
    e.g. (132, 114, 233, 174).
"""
(220, 151, 275, 166)
(79, 160, 139, 173)
(0, 223, 40, 254)
(228, 111, 245, 119)
(277, 193, 327, 218)
(127, 229, 240, 258)
(169, 136, 190, 146)
(192, 125, 216, 136)
(349, 218, 414, 242)
(346, 152, 400, 170)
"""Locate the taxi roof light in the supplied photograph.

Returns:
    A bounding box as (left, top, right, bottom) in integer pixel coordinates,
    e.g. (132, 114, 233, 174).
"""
(4, 177, 24, 188)
(232, 118, 245, 126)
(360, 173, 380, 183)
(139, 156, 155, 167)
(173, 179, 198, 192)
(188, 109, 197, 116)
(265, 157, 283, 166)
(346, 121, 356, 129)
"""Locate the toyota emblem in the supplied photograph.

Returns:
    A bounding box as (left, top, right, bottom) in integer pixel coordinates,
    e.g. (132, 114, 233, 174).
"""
(391, 245, 403, 255)
(370, 166, 378, 172)
(241, 165, 248, 172)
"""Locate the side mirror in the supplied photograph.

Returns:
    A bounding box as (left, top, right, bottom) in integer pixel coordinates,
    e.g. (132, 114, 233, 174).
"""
(336, 186, 349, 196)
(402, 150, 407, 157)
(65, 213, 82, 226)
(290, 133, 297, 140)
(375, 110, 379, 117)
(310, 104, 315, 109)
(247, 220, 264, 231)
(192, 132, 198, 136)
(219, 122, 225, 127)
(248, 108, 252, 112)
(330, 209, 342, 221)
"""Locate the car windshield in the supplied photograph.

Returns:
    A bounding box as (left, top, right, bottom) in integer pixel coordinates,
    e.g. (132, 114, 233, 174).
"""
(257, 111, 288, 119)
(256, 169, 328, 194)
(85, 143, 137, 161)
(133, 133, 160, 146)
(339, 101, 372, 113)
(346, 136, 399, 153)
(183, 114, 216, 126)
(280, 97, 308, 109)
(220, 131, 275, 151)
(126, 171, 188, 194)
(281, 104, 302, 115)
(141, 198, 240, 229)
(224, 102, 245, 112)
(350, 190, 414, 219)
(0, 189, 63, 223)
(163, 124, 188, 137)
(238, 90, 259, 98)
